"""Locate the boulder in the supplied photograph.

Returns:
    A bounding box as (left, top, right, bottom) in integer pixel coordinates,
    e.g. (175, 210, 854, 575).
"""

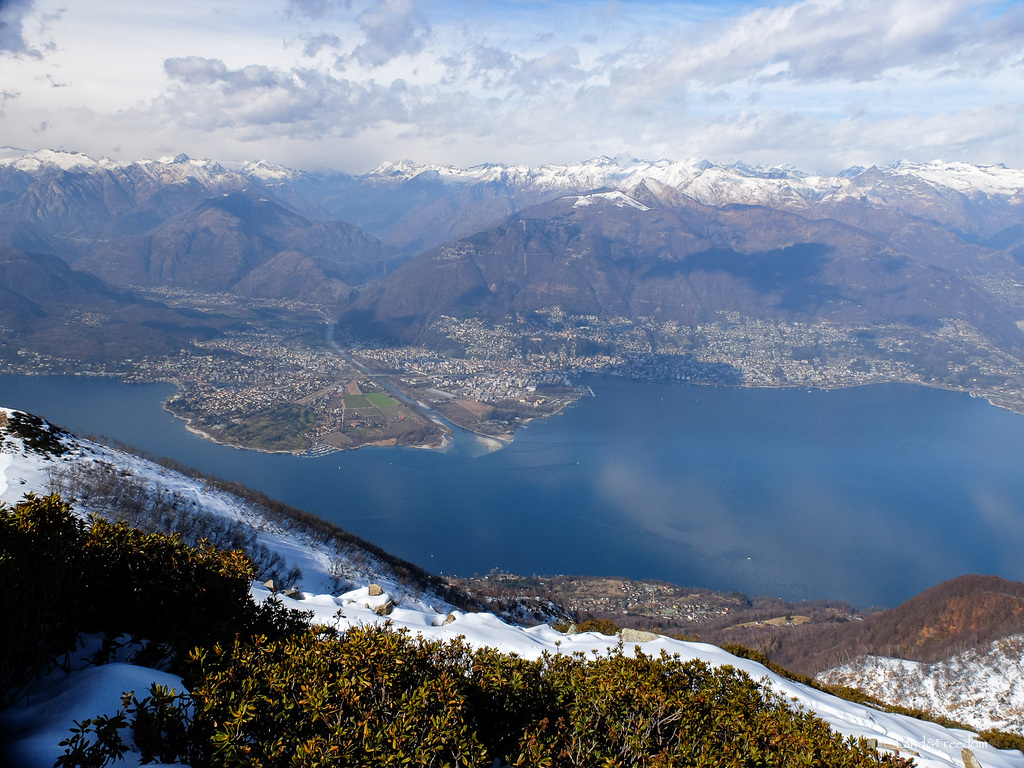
(619, 628, 660, 643)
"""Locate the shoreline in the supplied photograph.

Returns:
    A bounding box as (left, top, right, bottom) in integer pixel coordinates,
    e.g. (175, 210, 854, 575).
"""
(164, 375, 1024, 455)
(6, 367, 1023, 454)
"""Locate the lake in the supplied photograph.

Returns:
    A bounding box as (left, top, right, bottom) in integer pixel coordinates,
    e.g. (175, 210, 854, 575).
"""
(3, 372, 1024, 608)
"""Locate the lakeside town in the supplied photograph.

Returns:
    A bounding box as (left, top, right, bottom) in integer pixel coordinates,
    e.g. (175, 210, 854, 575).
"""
(5, 291, 1024, 453)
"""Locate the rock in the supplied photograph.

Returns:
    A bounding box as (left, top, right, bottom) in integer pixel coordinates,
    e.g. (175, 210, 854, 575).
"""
(282, 587, 304, 600)
(441, 613, 457, 626)
(619, 628, 660, 643)
(368, 584, 384, 596)
(373, 600, 395, 616)
(962, 748, 983, 768)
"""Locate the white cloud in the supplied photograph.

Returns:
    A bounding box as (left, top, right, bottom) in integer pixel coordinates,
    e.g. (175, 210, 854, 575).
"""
(662, 0, 1001, 85)
(0, 0, 41, 57)
(510, 46, 587, 95)
(163, 56, 231, 85)
(349, 0, 430, 68)
(2, 0, 1024, 172)
(158, 57, 411, 137)
(300, 32, 343, 57)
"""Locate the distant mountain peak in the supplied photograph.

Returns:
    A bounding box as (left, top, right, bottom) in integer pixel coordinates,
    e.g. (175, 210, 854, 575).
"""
(0, 148, 110, 173)
(239, 159, 300, 181)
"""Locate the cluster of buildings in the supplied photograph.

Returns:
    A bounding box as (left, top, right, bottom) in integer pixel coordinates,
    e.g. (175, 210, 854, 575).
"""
(146, 333, 350, 420)
(12, 291, 1024, 447)
(565, 579, 734, 624)
(131, 310, 1024, 430)
(350, 337, 579, 406)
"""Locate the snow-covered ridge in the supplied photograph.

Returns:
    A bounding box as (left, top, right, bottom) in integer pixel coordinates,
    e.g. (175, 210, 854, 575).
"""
(0, 149, 251, 189)
(357, 154, 1024, 206)
(0, 407, 447, 602)
(7, 148, 1024, 208)
(238, 158, 303, 181)
(819, 635, 1024, 737)
(0, 148, 118, 173)
(3, 405, 1024, 767)
(889, 160, 1024, 197)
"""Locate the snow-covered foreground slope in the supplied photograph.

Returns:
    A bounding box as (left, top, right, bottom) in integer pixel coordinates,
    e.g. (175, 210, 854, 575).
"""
(3, 406, 1024, 768)
(819, 636, 1024, 737)
(251, 583, 1022, 768)
(7, 580, 1024, 768)
(0, 407, 455, 603)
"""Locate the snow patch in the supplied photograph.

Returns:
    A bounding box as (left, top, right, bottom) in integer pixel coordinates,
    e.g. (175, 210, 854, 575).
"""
(0, 635, 187, 768)
(246, 581, 1024, 768)
(0, 451, 10, 498)
(572, 190, 650, 210)
(819, 635, 1024, 736)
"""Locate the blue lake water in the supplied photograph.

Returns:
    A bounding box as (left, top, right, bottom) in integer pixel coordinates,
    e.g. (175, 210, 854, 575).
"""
(3, 372, 1024, 608)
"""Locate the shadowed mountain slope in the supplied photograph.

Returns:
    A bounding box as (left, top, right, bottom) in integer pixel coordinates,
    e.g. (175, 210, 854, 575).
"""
(738, 574, 1024, 677)
(75, 191, 403, 300)
(0, 247, 223, 362)
(340, 190, 1024, 353)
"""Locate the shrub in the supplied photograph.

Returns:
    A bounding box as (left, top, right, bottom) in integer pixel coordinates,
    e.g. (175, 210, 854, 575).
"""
(553, 618, 621, 636)
(183, 626, 489, 767)
(0, 494, 309, 705)
(16, 495, 913, 768)
(515, 648, 911, 767)
(171, 627, 912, 768)
(979, 729, 1024, 754)
(0, 494, 88, 704)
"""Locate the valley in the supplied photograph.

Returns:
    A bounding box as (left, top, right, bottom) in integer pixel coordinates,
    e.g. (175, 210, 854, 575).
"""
(7, 151, 1024, 451)
(7, 294, 1023, 453)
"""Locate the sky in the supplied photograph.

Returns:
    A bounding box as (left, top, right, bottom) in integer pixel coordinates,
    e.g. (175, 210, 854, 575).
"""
(1, 0, 1024, 174)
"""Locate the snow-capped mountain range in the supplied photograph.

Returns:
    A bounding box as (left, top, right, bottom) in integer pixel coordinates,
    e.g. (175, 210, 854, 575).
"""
(2, 406, 1024, 768)
(5, 146, 1024, 272)
(365, 154, 1024, 204)
(5, 146, 1024, 211)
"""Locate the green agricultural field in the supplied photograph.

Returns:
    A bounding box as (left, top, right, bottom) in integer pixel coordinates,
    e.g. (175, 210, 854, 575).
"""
(366, 392, 399, 407)
(342, 394, 373, 409)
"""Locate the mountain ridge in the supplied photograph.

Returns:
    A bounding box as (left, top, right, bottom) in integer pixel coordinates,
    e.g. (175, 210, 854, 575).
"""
(338, 188, 1024, 357)
(719, 573, 1024, 681)
(75, 190, 401, 298)
(7, 149, 1024, 248)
